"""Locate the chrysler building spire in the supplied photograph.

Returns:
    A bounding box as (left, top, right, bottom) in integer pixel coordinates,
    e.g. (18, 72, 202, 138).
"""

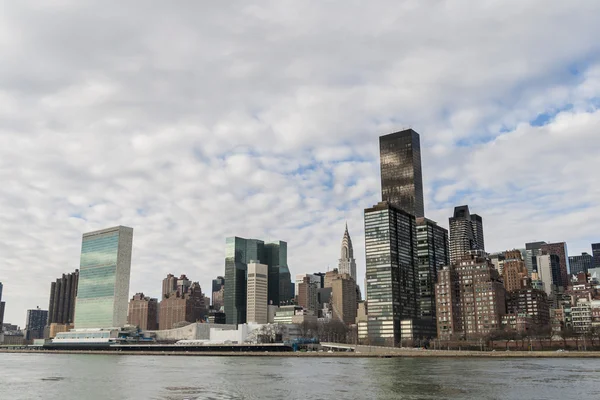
(338, 222, 357, 281)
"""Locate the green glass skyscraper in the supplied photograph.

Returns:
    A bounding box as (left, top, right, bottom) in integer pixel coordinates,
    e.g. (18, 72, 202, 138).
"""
(74, 226, 134, 329)
(224, 237, 291, 325)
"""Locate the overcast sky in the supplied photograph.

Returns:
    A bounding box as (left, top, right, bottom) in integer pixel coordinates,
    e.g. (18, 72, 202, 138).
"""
(1, 1, 599, 327)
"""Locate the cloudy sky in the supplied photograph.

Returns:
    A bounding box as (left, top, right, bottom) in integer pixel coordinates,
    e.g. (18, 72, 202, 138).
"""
(1, 1, 599, 327)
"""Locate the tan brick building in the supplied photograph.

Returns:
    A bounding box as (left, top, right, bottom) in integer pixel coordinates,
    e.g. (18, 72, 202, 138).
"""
(436, 251, 507, 339)
(330, 273, 358, 325)
(127, 293, 158, 330)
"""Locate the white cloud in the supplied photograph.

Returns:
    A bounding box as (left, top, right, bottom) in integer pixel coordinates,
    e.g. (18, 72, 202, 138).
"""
(0, 0, 599, 326)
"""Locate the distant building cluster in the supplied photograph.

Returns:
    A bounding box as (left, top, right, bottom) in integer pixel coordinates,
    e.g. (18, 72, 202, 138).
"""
(1, 129, 599, 349)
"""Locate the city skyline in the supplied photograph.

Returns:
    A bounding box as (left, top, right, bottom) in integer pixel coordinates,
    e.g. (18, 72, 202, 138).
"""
(1, 1, 600, 327)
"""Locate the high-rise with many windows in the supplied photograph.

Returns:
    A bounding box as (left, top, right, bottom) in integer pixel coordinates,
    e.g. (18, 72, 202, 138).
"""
(364, 201, 418, 346)
(47, 270, 79, 327)
(224, 237, 291, 325)
(416, 217, 449, 321)
(436, 251, 506, 339)
(74, 226, 134, 329)
(128, 293, 158, 330)
(25, 307, 48, 340)
(212, 276, 225, 311)
(569, 253, 593, 276)
(246, 262, 269, 324)
(525, 242, 546, 276)
(449, 205, 484, 263)
(379, 129, 425, 218)
(0, 282, 5, 328)
(541, 242, 569, 289)
(592, 243, 600, 269)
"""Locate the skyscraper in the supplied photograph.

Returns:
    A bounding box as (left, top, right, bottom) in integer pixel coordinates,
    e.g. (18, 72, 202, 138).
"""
(435, 251, 506, 340)
(246, 262, 268, 324)
(159, 277, 205, 330)
(297, 276, 319, 315)
(25, 307, 48, 340)
(592, 243, 600, 269)
(569, 253, 593, 275)
(47, 270, 79, 327)
(525, 241, 547, 276)
(162, 274, 178, 299)
(416, 217, 450, 321)
(74, 226, 134, 329)
(212, 276, 225, 311)
(541, 242, 569, 289)
(502, 250, 529, 292)
(224, 237, 291, 325)
(264, 241, 293, 305)
(330, 272, 358, 325)
(0, 282, 5, 328)
(338, 223, 357, 281)
(127, 293, 158, 330)
(364, 201, 418, 346)
(449, 205, 484, 263)
(536, 254, 561, 296)
(379, 129, 425, 218)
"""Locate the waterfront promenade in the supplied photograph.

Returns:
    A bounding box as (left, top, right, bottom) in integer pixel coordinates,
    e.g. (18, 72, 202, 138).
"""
(2, 348, 600, 357)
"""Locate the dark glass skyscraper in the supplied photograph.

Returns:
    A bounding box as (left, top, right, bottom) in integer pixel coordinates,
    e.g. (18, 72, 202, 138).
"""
(25, 307, 48, 340)
(224, 237, 291, 325)
(379, 129, 425, 218)
(569, 253, 593, 275)
(449, 205, 485, 263)
(364, 201, 418, 346)
(416, 217, 450, 321)
(0, 282, 5, 328)
(592, 243, 600, 269)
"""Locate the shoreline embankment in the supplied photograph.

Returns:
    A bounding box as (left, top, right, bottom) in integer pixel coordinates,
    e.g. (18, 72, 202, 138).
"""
(2, 349, 600, 358)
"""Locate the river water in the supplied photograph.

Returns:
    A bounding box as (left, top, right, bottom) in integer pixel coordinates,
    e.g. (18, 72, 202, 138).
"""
(1, 353, 599, 399)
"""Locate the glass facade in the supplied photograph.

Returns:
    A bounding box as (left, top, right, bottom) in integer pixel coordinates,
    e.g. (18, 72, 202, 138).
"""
(569, 253, 593, 275)
(593, 243, 600, 270)
(449, 205, 484, 263)
(364, 202, 418, 346)
(416, 218, 449, 321)
(379, 129, 425, 218)
(224, 237, 291, 325)
(74, 226, 133, 329)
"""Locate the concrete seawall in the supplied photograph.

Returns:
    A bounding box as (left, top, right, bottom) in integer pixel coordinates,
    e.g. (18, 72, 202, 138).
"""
(3, 349, 600, 358)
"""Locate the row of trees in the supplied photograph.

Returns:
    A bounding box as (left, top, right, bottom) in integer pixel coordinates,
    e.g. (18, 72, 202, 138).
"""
(487, 325, 600, 350)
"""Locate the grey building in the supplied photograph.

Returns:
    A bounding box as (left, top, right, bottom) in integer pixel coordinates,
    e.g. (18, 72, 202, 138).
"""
(224, 237, 292, 325)
(416, 217, 450, 321)
(338, 223, 357, 281)
(525, 241, 546, 276)
(569, 253, 593, 275)
(449, 205, 484, 263)
(364, 201, 418, 346)
(74, 226, 134, 329)
(48, 270, 79, 326)
(25, 307, 48, 340)
(379, 129, 425, 218)
(592, 243, 600, 269)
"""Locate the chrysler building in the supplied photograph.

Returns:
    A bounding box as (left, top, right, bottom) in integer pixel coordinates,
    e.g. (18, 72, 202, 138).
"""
(338, 223, 357, 281)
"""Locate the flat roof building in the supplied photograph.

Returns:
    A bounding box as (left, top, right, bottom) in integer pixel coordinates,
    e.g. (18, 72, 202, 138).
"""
(74, 226, 134, 329)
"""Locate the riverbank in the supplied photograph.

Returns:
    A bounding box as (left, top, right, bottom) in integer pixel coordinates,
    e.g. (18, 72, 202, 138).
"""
(2, 348, 600, 357)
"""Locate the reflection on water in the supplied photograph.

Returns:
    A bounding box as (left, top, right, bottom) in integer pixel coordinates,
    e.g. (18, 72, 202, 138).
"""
(1, 353, 599, 400)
